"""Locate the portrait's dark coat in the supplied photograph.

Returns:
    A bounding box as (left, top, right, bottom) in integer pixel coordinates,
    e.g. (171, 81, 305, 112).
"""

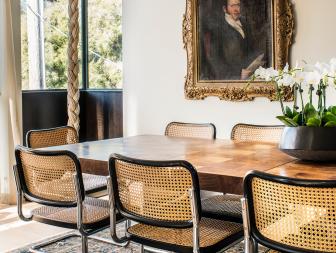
(200, 15, 259, 80)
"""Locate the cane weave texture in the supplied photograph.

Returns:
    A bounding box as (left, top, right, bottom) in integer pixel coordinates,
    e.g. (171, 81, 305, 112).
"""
(231, 124, 283, 143)
(27, 126, 78, 149)
(202, 194, 242, 221)
(115, 160, 193, 222)
(128, 217, 242, 248)
(82, 173, 106, 193)
(32, 197, 109, 225)
(165, 122, 215, 140)
(27, 126, 107, 194)
(19, 150, 77, 202)
(251, 177, 336, 252)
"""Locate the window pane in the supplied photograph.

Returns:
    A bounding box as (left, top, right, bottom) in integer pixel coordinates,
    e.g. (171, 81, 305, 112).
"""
(88, 0, 122, 89)
(21, 0, 82, 90)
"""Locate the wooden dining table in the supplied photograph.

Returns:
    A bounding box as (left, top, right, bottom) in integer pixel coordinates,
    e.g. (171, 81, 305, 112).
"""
(43, 135, 336, 194)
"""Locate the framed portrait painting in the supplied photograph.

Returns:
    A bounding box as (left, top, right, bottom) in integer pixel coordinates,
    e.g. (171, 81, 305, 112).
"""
(183, 0, 294, 101)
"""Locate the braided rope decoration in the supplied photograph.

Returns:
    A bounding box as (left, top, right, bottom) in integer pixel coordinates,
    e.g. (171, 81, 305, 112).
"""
(67, 0, 80, 134)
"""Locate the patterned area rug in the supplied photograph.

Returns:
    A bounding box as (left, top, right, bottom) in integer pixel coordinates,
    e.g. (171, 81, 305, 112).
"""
(10, 221, 268, 253)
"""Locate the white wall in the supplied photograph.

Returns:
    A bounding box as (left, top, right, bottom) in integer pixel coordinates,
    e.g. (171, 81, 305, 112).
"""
(123, 0, 336, 138)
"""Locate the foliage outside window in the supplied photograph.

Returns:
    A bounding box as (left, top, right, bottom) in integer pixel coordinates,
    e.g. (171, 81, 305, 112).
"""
(21, 0, 122, 90)
(88, 0, 122, 89)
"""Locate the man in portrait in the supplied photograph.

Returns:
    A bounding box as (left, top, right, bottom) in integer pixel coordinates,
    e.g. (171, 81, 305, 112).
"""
(200, 0, 266, 80)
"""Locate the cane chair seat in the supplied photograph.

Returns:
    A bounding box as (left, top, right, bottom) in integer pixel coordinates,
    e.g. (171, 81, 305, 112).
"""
(26, 126, 107, 195)
(31, 197, 110, 230)
(201, 194, 242, 223)
(128, 217, 243, 253)
(165, 122, 216, 140)
(82, 173, 107, 194)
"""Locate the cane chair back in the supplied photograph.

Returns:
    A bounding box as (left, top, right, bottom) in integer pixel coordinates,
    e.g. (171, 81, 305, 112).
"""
(26, 126, 78, 148)
(26, 126, 107, 195)
(244, 171, 336, 253)
(165, 122, 216, 140)
(231, 124, 284, 143)
(109, 154, 201, 228)
(14, 146, 85, 206)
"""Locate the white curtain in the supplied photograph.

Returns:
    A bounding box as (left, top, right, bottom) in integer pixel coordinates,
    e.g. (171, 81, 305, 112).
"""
(0, 0, 22, 204)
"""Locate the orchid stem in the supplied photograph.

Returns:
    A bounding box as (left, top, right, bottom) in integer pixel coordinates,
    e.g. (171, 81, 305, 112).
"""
(299, 83, 305, 123)
(323, 84, 327, 110)
(309, 84, 313, 105)
(274, 80, 285, 115)
(293, 84, 298, 112)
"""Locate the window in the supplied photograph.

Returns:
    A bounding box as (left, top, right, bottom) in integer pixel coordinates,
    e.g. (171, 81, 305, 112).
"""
(88, 0, 122, 89)
(20, 0, 122, 90)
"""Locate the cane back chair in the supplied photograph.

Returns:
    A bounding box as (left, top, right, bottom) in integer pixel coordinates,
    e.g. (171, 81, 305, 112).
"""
(164, 122, 242, 224)
(202, 124, 285, 223)
(231, 124, 284, 143)
(108, 154, 244, 253)
(26, 126, 107, 195)
(165, 122, 216, 140)
(13, 146, 124, 253)
(242, 170, 336, 253)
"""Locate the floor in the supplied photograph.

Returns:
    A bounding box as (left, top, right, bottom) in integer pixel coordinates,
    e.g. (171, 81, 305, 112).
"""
(0, 203, 69, 252)
(0, 191, 109, 252)
(1, 203, 268, 253)
(0, 193, 244, 253)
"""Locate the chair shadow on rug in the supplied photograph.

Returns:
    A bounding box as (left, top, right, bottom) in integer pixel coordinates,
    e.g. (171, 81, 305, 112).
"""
(10, 224, 141, 253)
(11, 225, 270, 253)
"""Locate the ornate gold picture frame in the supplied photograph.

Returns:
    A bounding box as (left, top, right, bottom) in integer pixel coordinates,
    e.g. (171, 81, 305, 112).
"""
(183, 0, 294, 101)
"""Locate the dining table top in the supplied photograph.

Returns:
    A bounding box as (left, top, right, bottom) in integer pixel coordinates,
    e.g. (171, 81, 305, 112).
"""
(43, 135, 336, 194)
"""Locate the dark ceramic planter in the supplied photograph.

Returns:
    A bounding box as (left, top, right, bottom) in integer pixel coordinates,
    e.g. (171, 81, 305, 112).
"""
(279, 127, 336, 161)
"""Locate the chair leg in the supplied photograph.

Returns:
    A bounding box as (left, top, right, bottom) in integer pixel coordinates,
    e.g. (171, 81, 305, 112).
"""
(215, 237, 243, 253)
(241, 197, 257, 253)
(82, 235, 88, 253)
(29, 232, 78, 252)
(253, 239, 258, 252)
(140, 244, 145, 253)
(244, 237, 254, 253)
(29, 231, 124, 253)
(143, 246, 178, 253)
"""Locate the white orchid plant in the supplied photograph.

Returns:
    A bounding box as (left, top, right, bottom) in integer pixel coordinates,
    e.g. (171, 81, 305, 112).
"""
(252, 58, 336, 127)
